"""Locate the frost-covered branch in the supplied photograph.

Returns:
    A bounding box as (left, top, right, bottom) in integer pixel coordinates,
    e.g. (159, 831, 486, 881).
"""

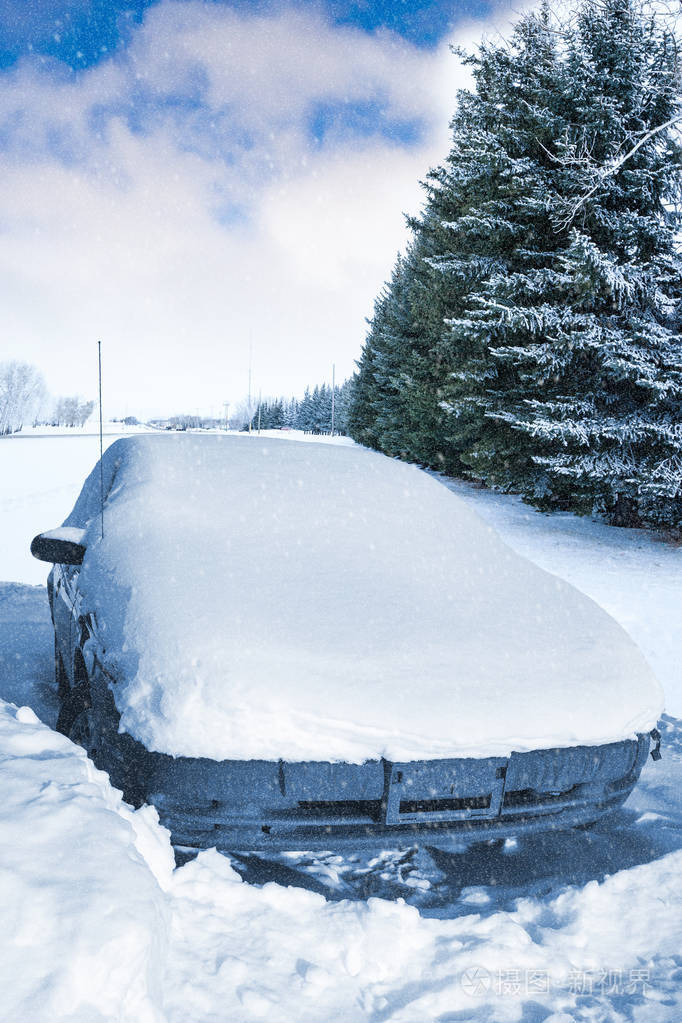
(553, 110, 682, 229)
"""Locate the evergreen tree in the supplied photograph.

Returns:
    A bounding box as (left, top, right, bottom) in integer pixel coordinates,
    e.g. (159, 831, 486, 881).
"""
(283, 397, 299, 428)
(296, 387, 315, 431)
(350, 5, 569, 476)
(369, 245, 454, 467)
(333, 378, 354, 435)
(310, 385, 322, 431)
(347, 290, 390, 450)
(448, 0, 682, 525)
(349, 230, 474, 471)
(435, 6, 574, 495)
(349, 0, 682, 528)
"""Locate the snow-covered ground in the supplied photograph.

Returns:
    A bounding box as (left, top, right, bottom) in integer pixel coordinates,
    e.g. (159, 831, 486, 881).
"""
(1, 430, 682, 1022)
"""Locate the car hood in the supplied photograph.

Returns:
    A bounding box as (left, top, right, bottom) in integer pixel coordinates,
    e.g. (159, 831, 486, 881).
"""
(65, 434, 663, 762)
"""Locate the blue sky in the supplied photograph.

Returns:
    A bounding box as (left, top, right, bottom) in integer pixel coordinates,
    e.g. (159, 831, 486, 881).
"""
(0, 1, 495, 68)
(0, 0, 519, 417)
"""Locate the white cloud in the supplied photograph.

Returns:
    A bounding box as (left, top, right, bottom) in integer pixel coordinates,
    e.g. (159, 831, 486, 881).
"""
(0, 1, 523, 417)
(129, 4, 452, 125)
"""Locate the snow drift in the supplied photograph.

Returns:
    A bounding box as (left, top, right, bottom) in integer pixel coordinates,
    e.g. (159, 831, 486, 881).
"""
(3, 693, 681, 1022)
(0, 700, 172, 1022)
(60, 434, 662, 761)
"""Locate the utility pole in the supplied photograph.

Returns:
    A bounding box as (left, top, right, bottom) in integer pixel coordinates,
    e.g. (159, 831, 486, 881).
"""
(248, 341, 253, 434)
(331, 363, 336, 437)
(223, 401, 230, 431)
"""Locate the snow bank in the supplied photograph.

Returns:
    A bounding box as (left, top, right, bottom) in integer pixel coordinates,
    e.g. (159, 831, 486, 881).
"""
(163, 843, 682, 1022)
(0, 700, 173, 1022)
(64, 434, 662, 761)
(4, 692, 680, 1022)
(244, 427, 356, 446)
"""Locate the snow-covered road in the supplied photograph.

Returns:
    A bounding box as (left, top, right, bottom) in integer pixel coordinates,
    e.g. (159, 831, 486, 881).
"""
(1, 431, 682, 1022)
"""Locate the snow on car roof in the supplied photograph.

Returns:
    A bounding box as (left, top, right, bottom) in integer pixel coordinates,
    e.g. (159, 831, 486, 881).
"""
(65, 434, 663, 762)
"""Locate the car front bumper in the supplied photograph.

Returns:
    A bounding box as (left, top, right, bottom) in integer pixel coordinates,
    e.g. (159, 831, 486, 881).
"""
(140, 732, 653, 854)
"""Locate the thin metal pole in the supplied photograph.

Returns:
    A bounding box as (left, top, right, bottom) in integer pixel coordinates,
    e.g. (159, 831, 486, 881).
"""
(248, 341, 253, 433)
(98, 341, 104, 540)
(331, 363, 335, 437)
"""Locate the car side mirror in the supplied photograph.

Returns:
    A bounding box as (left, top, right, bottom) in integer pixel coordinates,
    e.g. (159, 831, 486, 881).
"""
(30, 528, 87, 566)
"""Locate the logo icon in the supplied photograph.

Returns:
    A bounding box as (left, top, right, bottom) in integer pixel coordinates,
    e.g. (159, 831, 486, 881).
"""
(460, 966, 492, 996)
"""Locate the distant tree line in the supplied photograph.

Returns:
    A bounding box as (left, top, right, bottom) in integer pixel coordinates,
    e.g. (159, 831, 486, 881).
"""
(165, 414, 218, 431)
(248, 380, 353, 434)
(348, 0, 682, 531)
(0, 360, 95, 435)
(50, 396, 96, 428)
(0, 361, 45, 435)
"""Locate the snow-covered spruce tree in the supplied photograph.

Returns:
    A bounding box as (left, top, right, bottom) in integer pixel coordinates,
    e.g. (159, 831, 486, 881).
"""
(334, 378, 354, 434)
(283, 397, 299, 428)
(434, 5, 595, 497)
(349, 4, 571, 476)
(442, 0, 682, 526)
(295, 387, 315, 432)
(349, 248, 454, 465)
(377, 233, 479, 470)
(350, 0, 682, 527)
(348, 218, 483, 472)
(347, 286, 391, 450)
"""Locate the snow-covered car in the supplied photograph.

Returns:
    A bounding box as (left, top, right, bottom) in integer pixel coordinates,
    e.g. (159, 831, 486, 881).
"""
(31, 434, 662, 854)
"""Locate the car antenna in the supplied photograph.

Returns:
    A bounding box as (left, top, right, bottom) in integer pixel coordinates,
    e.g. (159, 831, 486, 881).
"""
(98, 340, 104, 540)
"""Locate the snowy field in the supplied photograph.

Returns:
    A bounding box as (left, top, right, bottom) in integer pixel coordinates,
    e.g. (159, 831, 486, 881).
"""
(1, 430, 682, 1022)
